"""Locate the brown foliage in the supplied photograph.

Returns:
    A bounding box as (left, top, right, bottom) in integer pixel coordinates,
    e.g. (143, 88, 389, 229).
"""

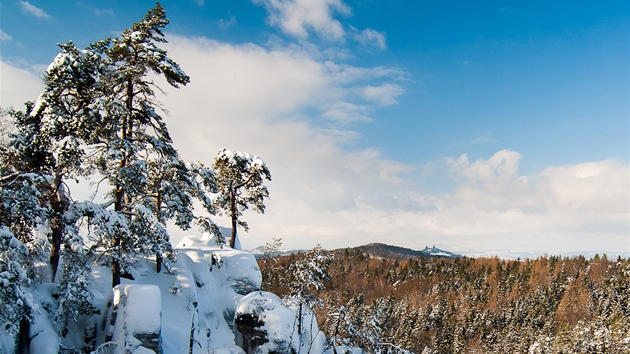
(260, 250, 630, 353)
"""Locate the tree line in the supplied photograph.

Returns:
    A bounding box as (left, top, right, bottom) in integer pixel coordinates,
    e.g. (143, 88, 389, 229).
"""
(260, 248, 630, 353)
(0, 2, 270, 339)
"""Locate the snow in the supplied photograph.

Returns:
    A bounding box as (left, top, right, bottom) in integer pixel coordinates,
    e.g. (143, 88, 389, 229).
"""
(0, 232, 348, 353)
(131, 347, 156, 354)
(172, 234, 262, 352)
(71, 233, 263, 353)
(234, 291, 327, 354)
(235, 291, 299, 353)
(324, 347, 366, 354)
(123, 285, 162, 334)
(117, 260, 195, 353)
(29, 287, 60, 354)
(0, 330, 16, 354)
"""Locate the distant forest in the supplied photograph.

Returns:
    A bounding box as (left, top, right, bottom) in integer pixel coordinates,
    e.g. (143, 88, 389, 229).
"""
(260, 249, 630, 353)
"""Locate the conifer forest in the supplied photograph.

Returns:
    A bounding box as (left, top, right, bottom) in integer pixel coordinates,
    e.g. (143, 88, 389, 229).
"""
(260, 249, 630, 353)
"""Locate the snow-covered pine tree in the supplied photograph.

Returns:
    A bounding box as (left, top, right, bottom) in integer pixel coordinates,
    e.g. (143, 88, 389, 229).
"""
(0, 226, 39, 336)
(0, 109, 14, 145)
(5, 43, 108, 338)
(0, 104, 50, 247)
(19, 40, 106, 280)
(53, 243, 98, 337)
(87, 2, 190, 286)
(262, 237, 283, 261)
(212, 148, 271, 248)
(188, 162, 224, 246)
(0, 111, 47, 338)
(142, 156, 195, 272)
(283, 245, 333, 339)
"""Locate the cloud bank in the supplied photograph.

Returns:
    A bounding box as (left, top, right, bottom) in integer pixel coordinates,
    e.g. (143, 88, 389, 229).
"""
(153, 36, 628, 253)
(0, 62, 44, 109)
(1, 33, 627, 254)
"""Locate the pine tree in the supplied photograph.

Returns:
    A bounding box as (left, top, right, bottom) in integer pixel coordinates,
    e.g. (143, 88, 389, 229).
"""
(282, 245, 333, 342)
(19, 40, 106, 280)
(188, 161, 224, 245)
(0, 227, 39, 335)
(0, 105, 50, 246)
(1, 40, 117, 340)
(213, 148, 271, 248)
(87, 2, 190, 287)
(53, 244, 99, 337)
(0, 106, 49, 335)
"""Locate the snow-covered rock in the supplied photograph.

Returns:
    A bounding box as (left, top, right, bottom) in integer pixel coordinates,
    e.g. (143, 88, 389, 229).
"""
(175, 234, 263, 352)
(234, 291, 298, 354)
(234, 291, 327, 354)
(99, 284, 162, 354)
(29, 307, 60, 354)
(4, 233, 329, 354)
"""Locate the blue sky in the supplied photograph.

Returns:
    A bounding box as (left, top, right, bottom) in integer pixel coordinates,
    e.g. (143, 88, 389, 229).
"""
(1, 1, 628, 255)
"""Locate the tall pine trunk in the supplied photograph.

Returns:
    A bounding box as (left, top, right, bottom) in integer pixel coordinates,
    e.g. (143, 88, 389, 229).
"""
(156, 192, 163, 273)
(229, 183, 237, 249)
(112, 185, 123, 288)
(17, 319, 30, 354)
(49, 172, 68, 280)
(49, 213, 62, 281)
(111, 78, 135, 288)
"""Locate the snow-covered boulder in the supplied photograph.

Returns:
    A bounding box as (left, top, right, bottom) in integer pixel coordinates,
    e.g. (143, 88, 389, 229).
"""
(233, 291, 327, 354)
(234, 291, 299, 354)
(29, 307, 60, 354)
(99, 284, 162, 354)
(175, 234, 262, 298)
(175, 234, 262, 353)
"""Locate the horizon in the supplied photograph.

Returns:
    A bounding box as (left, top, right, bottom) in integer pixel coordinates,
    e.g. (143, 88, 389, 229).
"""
(248, 239, 630, 260)
(1, 1, 628, 255)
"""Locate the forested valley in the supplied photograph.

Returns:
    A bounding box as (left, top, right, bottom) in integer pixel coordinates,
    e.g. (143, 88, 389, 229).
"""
(260, 249, 630, 353)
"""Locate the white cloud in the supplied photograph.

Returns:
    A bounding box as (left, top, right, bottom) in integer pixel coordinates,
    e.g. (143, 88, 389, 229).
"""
(253, 0, 351, 40)
(0, 30, 12, 43)
(94, 8, 114, 16)
(324, 63, 407, 84)
(448, 150, 522, 181)
(19, 1, 51, 18)
(538, 160, 628, 213)
(0, 62, 44, 109)
(354, 28, 387, 49)
(471, 131, 498, 144)
(154, 37, 628, 254)
(217, 15, 237, 29)
(322, 101, 371, 124)
(361, 84, 403, 106)
(154, 35, 409, 247)
(419, 151, 627, 252)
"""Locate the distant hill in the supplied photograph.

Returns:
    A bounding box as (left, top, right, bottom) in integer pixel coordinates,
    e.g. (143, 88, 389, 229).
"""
(250, 242, 461, 260)
(352, 242, 461, 259)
